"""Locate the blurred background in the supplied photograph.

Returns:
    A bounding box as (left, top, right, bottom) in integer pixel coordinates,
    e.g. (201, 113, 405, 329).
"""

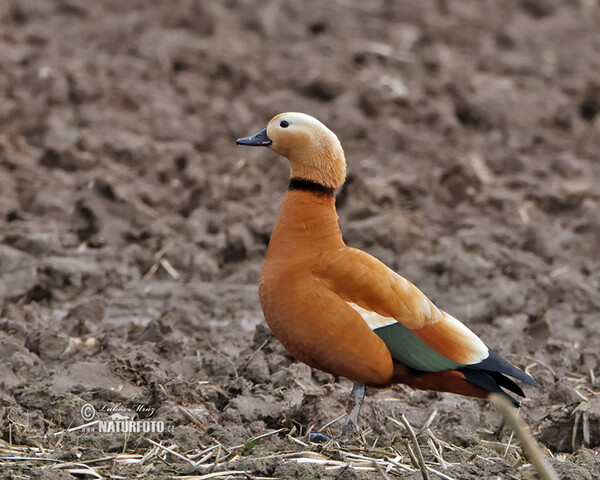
(1, 0, 600, 478)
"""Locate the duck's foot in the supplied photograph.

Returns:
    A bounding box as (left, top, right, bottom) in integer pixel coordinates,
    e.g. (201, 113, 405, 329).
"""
(307, 431, 333, 443)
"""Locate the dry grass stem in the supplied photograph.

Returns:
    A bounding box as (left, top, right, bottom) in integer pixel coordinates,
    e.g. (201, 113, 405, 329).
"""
(181, 471, 247, 480)
(427, 437, 448, 469)
(372, 458, 391, 479)
(490, 394, 559, 480)
(399, 413, 431, 480)
(160, 258, 180, 280)
(319, 413, 346, 432)
(418, 409, 438, 435)
(146, 439, 197, 467)
(178, 406, 208, 432)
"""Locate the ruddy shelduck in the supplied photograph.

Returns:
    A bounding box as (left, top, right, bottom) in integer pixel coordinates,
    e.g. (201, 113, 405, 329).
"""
(237, 113, 537, 435)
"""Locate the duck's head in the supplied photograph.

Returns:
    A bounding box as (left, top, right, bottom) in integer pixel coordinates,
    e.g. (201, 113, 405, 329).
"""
(236, 112, 346, 189)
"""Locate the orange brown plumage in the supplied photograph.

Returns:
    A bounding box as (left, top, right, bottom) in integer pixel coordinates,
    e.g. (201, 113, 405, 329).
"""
(236, 112, 537, 431)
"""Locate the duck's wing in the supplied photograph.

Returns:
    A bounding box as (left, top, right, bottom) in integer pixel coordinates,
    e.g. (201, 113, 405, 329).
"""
(315, 247, 537, 404)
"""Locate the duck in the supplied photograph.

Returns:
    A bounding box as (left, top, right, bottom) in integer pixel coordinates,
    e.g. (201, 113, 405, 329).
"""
(236, 112, 537, 436)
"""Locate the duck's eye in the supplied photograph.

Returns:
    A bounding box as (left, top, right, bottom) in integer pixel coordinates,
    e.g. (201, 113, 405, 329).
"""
(280, 120, 289, 128)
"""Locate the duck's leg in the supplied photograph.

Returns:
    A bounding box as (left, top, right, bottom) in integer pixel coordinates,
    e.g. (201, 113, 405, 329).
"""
(340, 382, 366, 437)
(307, 382, 367, 443)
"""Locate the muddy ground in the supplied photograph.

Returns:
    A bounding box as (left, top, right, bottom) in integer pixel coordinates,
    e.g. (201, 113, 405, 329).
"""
(1, 0, 600, 478)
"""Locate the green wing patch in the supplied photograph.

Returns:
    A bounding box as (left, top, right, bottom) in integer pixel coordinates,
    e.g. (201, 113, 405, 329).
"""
(374, 323, 464, 372)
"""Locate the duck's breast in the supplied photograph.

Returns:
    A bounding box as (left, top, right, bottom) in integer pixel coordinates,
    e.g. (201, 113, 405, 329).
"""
(259, 263, 394, 386)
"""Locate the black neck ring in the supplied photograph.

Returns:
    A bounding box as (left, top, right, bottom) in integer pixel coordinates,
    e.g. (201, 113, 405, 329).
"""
(288, 178, 335, 196)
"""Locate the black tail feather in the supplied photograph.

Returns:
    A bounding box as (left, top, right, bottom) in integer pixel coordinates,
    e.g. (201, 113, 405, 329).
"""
(468, 349, 538, 388)
(488, 371, 525, 398)
(458, 349, 538, 407)
(459, 369, 521, 407)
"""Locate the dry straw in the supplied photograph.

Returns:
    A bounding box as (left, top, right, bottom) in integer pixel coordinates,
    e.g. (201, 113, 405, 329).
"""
(490, 394, 559, 480)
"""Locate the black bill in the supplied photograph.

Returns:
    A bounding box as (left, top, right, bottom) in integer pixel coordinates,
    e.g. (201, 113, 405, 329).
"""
(236, 128, 272, 146)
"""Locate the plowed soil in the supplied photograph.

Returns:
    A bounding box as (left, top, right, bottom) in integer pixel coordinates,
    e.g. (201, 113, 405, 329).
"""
(1, 0, 600, 478)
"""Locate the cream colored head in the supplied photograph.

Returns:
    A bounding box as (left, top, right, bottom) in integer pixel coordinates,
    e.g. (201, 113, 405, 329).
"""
(237, 112, 346, 189)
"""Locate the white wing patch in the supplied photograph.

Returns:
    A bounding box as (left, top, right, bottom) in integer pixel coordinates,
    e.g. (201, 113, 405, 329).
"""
(347, 302, 396, 330)
(420, 297, 432, 320)
(441, 311, 488, 357)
